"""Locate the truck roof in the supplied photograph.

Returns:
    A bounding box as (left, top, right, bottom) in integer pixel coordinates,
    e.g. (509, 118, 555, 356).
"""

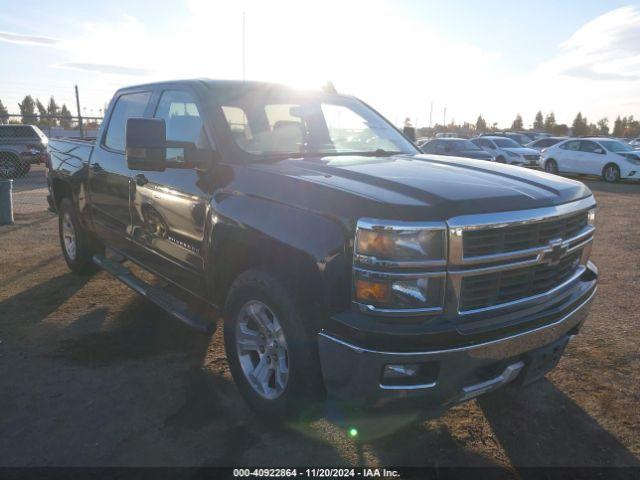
(115, 78, 351, 99)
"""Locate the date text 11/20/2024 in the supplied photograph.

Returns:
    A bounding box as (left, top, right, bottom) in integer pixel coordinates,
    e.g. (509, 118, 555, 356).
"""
(233, 468, 401, 478)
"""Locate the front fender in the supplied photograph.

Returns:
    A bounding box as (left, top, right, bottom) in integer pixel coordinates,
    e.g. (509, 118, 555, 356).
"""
(205, 191, 352, 321)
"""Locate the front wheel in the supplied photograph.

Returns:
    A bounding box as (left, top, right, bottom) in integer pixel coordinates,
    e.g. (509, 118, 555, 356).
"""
(223, 270, 323, 418)
(602, 163, 620, 183)
(544, 159, 558, 175)
(58, 197, 102, 274)
(495, 156, 506, 163)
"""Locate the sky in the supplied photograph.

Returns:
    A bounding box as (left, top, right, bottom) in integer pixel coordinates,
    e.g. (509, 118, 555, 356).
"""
(0, 0, 639, 128)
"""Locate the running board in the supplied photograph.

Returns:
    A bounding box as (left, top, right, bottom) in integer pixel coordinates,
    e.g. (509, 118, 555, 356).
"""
(92, 254, 214, 333)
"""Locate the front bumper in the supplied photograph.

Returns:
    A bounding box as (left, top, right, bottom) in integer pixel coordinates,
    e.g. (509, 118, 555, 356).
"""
(318, 274, 596, 411)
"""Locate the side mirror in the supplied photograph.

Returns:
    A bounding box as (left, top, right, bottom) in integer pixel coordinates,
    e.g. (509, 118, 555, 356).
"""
(126, 118, 202, 171)
(126, 118, 168, 171)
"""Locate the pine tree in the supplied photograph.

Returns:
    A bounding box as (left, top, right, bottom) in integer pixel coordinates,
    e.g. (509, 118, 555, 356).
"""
(0, 99, 9, 124)
(544, 112, 556, 133)
(533, 111, 544, 130)
(511, 114, 523, 130)
(475, 115, 487, 133)
(60, 104, 73, 129)
(612, 116, 623, 137)
(572, 113, 589, 137)
(18, 95, 37, 124)
(47, 96, 60, 127)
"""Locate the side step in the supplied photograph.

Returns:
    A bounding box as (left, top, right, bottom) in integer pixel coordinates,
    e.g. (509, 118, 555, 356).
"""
(92, 254, 214, 333)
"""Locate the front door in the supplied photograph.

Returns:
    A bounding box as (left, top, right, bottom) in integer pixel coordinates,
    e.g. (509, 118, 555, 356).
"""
(128, 89, 212, 296)
(88, 91, 152, 250)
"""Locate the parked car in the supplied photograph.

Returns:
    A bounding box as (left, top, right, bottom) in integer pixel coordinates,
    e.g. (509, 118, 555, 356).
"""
(526, 136, 566, 151)
(435, 132, 461, 138)
(479, 131, 530, 146)
(420, 138, 494, 161)
(541, 137, 640, 182)
(0, 124, 48, 178)
(47, 79, 598, 419)
(629, 138, 640, 149)
(472, 136, 541, 166)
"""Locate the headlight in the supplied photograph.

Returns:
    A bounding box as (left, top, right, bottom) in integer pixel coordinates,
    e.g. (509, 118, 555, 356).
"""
(353, 219, 447, 314)
(588, 208, 595, 226)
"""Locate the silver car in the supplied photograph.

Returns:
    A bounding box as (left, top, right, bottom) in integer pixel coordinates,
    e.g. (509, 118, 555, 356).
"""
(472, 136, 541, 167)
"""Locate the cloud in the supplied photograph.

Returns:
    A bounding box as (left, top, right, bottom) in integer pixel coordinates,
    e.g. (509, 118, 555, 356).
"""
(0, 30, 59, 46)
(57, 62, 154, 76)
(540, 5, 640, 81)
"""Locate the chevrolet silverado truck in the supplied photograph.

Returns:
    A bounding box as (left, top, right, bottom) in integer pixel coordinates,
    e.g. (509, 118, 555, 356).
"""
(47, 80, 598, 417)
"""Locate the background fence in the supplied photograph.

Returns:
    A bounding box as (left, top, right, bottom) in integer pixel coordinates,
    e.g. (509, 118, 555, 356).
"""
(1, 114, 104, 139)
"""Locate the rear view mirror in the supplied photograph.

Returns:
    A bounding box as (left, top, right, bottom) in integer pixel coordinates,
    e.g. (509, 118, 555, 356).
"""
(126, 118, 168, 171)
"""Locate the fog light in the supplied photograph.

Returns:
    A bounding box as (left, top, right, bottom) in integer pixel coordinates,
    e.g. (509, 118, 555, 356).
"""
(355, 279, 391, 303)
(629, 171, 636, 176)
(381, 362, 439, 387)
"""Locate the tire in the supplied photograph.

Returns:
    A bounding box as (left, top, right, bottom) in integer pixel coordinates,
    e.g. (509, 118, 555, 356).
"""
(544, 159, 558, 175)
(602, 163, 620, 183)
(58, 197, 102, 275)
(0, 153, 28, 178)
(223, 270, 323, 419)
(496, 156, 506, 163)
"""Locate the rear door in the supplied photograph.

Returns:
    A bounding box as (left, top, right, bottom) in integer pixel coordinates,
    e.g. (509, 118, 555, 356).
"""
(555, 139, 581, 172)
(128, 88, 212, 295)
(88, 91, 152, 250)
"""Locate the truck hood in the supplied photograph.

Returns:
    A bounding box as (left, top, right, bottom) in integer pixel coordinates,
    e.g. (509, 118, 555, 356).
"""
(244, 154, 592, 221)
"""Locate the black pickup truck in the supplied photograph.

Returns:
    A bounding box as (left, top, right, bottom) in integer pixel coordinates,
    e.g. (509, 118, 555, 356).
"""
(47, 79, 598, 418)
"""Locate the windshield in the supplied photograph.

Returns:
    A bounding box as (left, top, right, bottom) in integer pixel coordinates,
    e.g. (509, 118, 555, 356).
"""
(599, 140, 633, 152)
(451, 140, 481, 151)
(494, 138, 522, 148)
(216, 87, 418, 159)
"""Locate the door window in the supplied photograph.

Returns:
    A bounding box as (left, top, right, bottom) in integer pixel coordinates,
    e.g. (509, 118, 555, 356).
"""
(154, 90, 206, 162)
(580, 140, 604, 154)
(104, 92, 151, 152)
(560, 140, 580, 151)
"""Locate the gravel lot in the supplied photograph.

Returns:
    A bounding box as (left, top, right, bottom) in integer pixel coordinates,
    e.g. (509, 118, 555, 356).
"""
(0, 166, 638, 469)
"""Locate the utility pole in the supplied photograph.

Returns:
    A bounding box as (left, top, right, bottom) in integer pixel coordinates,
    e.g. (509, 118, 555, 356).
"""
(242, 11, 246, 81)
(75, 85, 84, 138)
(443, 107, 447, 127)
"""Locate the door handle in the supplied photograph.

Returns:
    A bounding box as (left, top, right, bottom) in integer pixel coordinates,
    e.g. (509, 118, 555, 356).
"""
(134, 174, 148, 186)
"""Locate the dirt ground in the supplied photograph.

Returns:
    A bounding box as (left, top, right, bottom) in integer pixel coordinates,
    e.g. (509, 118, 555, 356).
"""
(0, 165, 638, 469)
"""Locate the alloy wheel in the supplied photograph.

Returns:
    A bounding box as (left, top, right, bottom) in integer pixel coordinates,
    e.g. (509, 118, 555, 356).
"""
(62, 211, 77, 261)
(235, 300, 289, 400)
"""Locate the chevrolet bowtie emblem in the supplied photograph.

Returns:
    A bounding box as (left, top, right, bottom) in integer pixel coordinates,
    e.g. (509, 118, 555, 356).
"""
(542, 239, 568, 265)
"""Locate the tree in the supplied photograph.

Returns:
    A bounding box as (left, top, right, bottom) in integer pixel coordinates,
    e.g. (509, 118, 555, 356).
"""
(552, 124, 569, 136)
(612, 116, 623, 137)
(533, 111, 544, 130)
(60, 104, 73, 129)
(18, 95, 36, 124)
(596, 118, 609, 136)
(544, 112, 556, 133)
(475, 115, 487, 133)
(47, 96, 59, 127)
(511, 114, 523, 130)
(36, 98, 48, 127)
(0, 99, 8, 124)
(572, 112, 589, 136)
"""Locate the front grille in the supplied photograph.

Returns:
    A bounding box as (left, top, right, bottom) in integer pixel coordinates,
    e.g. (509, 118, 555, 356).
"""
(524, 154, 540, 161)
(459, 251, 581, 311)
(463, 211, 588, 257)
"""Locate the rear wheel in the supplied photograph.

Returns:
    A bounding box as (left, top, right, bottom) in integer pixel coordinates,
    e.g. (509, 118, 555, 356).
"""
(495, 156, 506, 163)
(544, 159, 558, 175)
(224, 270, 323, 418)
(58, 197, 102, 274)
(602, 163, 620, 183)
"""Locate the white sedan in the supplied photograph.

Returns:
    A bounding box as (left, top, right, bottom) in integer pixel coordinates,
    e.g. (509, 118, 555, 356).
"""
(540, 137, 640, 182)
